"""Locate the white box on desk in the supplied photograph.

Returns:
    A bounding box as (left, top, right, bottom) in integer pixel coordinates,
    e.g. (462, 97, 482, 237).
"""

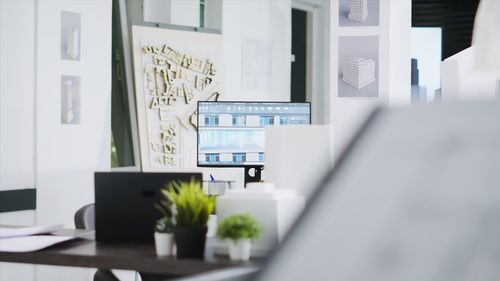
(215, 187, 305, 257)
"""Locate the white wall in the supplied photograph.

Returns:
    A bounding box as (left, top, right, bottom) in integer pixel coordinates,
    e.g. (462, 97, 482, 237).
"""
(0, 1, 37, 279)
(35, 0, 112, 227)
(221, 0, 291, 102)
(35, 0, 112, 277)
(0, 0, 36, 193)
(388, 0, 411, 107)
(0, 1, 112, 281)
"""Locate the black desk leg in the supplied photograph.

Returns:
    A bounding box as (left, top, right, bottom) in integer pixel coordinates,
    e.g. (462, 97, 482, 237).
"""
(94, 269, 120, 281)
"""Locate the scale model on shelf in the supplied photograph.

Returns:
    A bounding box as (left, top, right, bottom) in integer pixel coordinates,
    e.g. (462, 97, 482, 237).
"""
(348, 0, 368, 22)
(338, 36, 379, 98)
(339, 0, 379, 27)
(342, 57, 376, 89)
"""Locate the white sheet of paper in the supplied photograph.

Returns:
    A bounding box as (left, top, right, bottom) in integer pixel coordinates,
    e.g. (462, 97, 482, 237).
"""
(0, 224, 64, 239)
(0, 235, 74, 252)
(242, 38, 273, 91)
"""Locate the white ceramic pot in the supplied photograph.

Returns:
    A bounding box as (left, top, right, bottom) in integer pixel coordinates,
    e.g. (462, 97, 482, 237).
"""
(207, 214, 217, 237)
(228, 239, 251, 261)
(154, 232, 174, 256)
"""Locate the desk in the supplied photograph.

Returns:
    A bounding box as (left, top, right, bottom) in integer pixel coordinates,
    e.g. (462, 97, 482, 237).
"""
(0, 228, 261, 281)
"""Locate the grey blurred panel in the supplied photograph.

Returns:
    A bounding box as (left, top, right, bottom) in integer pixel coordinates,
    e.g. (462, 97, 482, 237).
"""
(169, 267, 259, 281)
(257, 102, 500, 281)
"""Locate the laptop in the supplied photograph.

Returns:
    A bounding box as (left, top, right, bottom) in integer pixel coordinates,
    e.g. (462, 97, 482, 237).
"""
(94, 172, 202, 243)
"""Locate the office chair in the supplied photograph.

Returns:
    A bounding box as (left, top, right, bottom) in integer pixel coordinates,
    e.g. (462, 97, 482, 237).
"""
(74, 204, 120, 281)
(74, 203, 95, 230)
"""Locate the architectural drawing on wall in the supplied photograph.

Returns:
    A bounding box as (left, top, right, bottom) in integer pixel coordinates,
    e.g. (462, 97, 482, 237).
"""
(342, 58, 375, 89)
(339, 0, 379, 26)
(61, 75, 81, 124)
(132, 26, 224, 171)
(348, 0, 368, 22)
(61, 11, 81, 61)
(338, 36, 379, 97)
(242, 38, 273, 91)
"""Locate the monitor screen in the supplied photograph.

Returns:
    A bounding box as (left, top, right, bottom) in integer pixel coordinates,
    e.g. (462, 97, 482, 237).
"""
(197, 101, 311, 167)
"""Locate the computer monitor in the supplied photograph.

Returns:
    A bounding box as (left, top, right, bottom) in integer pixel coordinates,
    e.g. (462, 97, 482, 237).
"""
(197, 101, 311, 185)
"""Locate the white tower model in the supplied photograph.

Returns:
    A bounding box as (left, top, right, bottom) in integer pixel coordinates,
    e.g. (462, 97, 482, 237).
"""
(348, 0, 368, 22)
(342, 57, 376, 89)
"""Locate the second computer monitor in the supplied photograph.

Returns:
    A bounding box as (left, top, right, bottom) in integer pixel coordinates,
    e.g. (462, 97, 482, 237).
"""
(197, 101, 311, 168)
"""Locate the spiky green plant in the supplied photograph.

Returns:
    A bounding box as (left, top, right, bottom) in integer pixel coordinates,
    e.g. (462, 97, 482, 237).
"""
(216, 213, 262, 241)
(161, 178, 215, 228)
(154, 184, 174, 219)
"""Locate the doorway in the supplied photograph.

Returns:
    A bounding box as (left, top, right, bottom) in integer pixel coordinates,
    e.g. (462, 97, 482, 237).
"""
(291, 8, 308, 103)
(290, 1, 329, 124)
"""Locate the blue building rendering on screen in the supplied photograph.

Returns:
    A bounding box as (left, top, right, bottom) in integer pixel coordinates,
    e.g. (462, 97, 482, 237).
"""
(198, 102, 310, 166)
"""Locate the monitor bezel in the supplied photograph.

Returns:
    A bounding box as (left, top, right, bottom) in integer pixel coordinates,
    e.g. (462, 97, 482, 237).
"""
(196, 100, 312, 168)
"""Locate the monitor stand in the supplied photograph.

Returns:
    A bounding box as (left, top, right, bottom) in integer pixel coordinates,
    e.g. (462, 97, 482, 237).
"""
(244, 166, 263, 187)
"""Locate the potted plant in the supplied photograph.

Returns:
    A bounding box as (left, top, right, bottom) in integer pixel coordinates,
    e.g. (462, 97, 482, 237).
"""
(154, 187, 175, 256)
(154, 217, 174, 256)
(161, 178, 215, 259)
(216, 213, 262, 261)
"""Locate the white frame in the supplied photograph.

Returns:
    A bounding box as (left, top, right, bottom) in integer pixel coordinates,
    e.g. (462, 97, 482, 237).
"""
(291, 0, 331, 125)
(112, 0, 142, 172)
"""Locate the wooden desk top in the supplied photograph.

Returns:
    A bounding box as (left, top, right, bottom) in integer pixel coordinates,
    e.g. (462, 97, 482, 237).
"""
(0, 228, 261, 278)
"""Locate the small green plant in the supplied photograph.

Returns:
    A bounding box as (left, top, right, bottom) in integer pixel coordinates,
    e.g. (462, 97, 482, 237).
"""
(155, 184, 174, 219)
(154, 180, 175, 233)
(155, 216, 174, 233)
(161, 178, 215, 228)
(216, 213, 262, 241)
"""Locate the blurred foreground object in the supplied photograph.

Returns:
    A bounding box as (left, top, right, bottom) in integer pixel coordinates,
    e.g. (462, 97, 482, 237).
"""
(256, 101, 500, 281)
(216, 184, 305, 258)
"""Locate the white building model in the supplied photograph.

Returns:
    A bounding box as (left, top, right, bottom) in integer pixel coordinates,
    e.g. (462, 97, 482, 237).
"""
(348, 0, 368, 22)
(342, 57, 376, 89)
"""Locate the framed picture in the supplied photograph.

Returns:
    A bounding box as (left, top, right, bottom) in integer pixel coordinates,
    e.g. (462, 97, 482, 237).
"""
(131, 25, 225, 171)
(339, 0, 380, 27)
(338, 36, 379, 98)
